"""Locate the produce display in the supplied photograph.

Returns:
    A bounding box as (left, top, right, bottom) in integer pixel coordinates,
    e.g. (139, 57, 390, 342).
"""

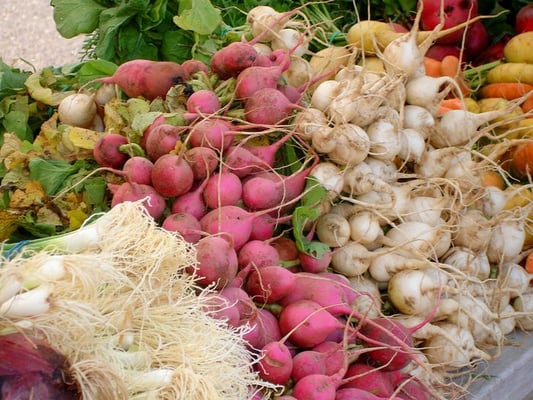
(1, 0, 533, 399)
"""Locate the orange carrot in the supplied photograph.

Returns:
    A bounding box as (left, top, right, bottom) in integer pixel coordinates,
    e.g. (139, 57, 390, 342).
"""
(510, 142, 533, 179)
(437, 97, 465, 115)
(440, 55, 470, 96)
(424, 57, 442, 78)
(525, 252, 533, 274)
(522, 95, 533, 113)
(440, 55, 462, 78)
(478, 82, 533, 100)
(481, 170, 505, 189)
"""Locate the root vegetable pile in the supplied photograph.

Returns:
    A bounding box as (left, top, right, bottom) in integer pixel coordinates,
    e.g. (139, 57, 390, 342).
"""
(2, 2, 533, 400)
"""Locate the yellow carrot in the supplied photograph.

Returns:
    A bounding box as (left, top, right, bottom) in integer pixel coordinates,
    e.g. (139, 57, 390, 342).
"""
(486, 63, 533, 85)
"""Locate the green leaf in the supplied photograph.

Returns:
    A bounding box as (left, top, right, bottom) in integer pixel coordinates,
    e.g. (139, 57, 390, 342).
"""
(161, 30, 194, 63)
(95, 0, 151, 61)
(0, 60, 30, 99)
(292, 177, 330, 257)
(81, 177, 107, 206)
(51, 0, 106, 38)
(173, 0, 222, 35)
(28, 158, 84, 196)
(77, 60, 118, 84)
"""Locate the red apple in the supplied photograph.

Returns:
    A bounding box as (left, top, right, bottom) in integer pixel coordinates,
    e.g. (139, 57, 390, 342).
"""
(463, 20, 489, 61)
(420, 0, 479, 44)
(516, 4, 533, 34)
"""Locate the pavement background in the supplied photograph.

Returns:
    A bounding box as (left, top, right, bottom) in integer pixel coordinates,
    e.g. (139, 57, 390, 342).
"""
(1, 0, 85, 70)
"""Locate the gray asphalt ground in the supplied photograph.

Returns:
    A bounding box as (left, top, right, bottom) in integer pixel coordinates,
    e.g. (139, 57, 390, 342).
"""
(0, 0, 85, 70)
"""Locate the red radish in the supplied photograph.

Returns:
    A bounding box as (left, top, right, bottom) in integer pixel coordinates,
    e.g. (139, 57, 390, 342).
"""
(299, 246, 332, 273)
(237, 240, 280, 270)
(335, 388, 395, 400)
(202, 293, 241, 327)
(193, 236, 239, 289)
(210, 41, 259, 79)
(188, 117, 235, 152)
(109, 156, 154, 185)
(279, 273, 355, 316)
(185, 89, 221, 119)
(219, 286, 257, 323)
(257, 340, 294, 385)
(95, 59, 189, 100)
(202, 171, 243, 209)
(223, 133, 292, 178)
(141, 114, 166, 149)
(183, 146, 219, 180)
(245, 265, 297, 303)
(359, 318, 414, 371)
(145, 123, 186, 160)
(242, 165, 314, 211)
(199, 205, 255, 250)
(394, 376, 432, 400)
(271, 237, 300, 263)
(340, 362, 395, 396)
(170, 179, 209, 220)
(151, 154, 194, 198)
(291, 372, 340, 400)
(278, 299, 342, 348)
(244, 87, 303, 125)
(161, 212, 202, 243)
(420, 0, 479, 44)
(291, 347, 348, 382)
(93, 133, 129, 169)
(243, 308, 282, 350)
(181, 59, 210, 76)
(249, 213, 292, 241)
(110, 182, 166, 219)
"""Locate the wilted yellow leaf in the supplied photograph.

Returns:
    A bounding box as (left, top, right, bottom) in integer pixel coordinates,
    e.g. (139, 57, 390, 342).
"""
(36, 206, 62, 226)
(24, 72, 75, 106)
(67, 208, 88, 230)
(8, 181, 46, 208)
(0, 210, 21, 241)
(66, 126, 104, 150)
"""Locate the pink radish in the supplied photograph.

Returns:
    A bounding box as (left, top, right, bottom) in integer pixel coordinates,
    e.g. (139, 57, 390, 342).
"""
(257, 340, 294, 385)
(95, 59, 189, 100)
(193, 236, 239, 289)
(161, 212, 202, 243)
(188, 117, 235, 152)
(245, 265, 297, 303)
(335, 388, 396, 400)
(223, 133, 293, 178)
(170, 179, 209, 220)
(185, 89, 221, 119)
(359, 318, 414, 371)
(93, 133, 129, 168)
(218, 286, 257, 324)
(278, 299, 342, 348)
(110, 182, 166, 219)
(299, 246, 332, 273)
(339, 362, 395, 397)
(210, 41, 259, 80)
(181, 59, 210, 76)
(121, 156, 153, 185)
(244, 87, 303, 125)
(237, 240, 280, 270)
(183, 146, 219, 180)
(291, 347, 347, 383)
(199, 205, 256, 250)
(145, 123, 186, 160)
(202, 293, 240, 328)
(242, 165, 314, 211)
(141, 114, 166, 149)
(242, 307, 282, 350)
(249, 213, 292, 241)
(151, 153, 194, 198)
(279, 273, 356, 316)
(202, 171, 243, 209)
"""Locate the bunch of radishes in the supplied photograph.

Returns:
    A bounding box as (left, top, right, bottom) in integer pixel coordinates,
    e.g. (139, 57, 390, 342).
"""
(52, 4, 533, 399)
